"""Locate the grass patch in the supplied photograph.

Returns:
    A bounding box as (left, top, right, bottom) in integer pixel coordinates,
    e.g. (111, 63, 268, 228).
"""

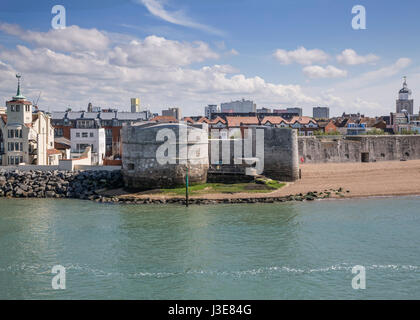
(160, 181, 286, 196)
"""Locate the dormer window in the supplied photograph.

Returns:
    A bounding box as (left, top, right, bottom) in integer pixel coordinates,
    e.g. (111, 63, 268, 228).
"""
(11, 105, 15, 112)
(16, 105, 20, 112)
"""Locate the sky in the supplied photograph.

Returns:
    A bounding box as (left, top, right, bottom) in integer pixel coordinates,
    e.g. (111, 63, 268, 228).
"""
(0, 0, 419, 117)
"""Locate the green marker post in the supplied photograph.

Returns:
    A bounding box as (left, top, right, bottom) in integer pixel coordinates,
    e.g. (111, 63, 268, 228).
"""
(185, 166, 189, 207)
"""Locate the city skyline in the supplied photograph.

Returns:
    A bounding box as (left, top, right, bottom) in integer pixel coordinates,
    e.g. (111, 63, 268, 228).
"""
(0, 0, 419, 116)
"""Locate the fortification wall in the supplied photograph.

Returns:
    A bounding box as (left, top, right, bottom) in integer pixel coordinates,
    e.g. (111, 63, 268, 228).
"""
(122, 122, 209, 190)
(263, 128, 299, 181)
(299, 135, 420, 163)
(207, 127, 299, 182)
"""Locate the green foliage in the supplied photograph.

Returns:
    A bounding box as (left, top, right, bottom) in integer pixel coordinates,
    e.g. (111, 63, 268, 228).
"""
(313, 130, 341, 136)
(161, 182, 286, 196)
(399, 129, 418, 135)
(363, 128, 388, 135)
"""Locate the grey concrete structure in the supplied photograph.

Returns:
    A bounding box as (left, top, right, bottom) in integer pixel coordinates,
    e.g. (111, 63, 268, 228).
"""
(299, 135, 420, 163)
(122, 122, 209, 190)
(263, 127, 299, 181)
(207, 127, 299, 182)
(221, 99, 256, 113)
(162, 107, 181, 120)
(313, 106, 330, 119)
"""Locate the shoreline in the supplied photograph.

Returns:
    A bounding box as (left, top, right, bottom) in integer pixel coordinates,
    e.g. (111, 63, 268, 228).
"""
(2, 160, 420, 205)
(95, 159, 420, 204)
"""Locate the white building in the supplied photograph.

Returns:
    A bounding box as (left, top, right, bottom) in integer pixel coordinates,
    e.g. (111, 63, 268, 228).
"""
(204, 104, 220, 118)
(221, 99, 256, 113)
(0, 75, 59, 166)
(70, 127, 105, 165)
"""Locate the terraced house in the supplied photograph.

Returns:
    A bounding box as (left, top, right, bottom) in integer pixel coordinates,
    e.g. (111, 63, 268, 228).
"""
(0, 75, 58, 166)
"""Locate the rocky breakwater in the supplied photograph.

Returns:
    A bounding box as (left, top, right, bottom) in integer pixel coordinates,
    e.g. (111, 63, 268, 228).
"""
(0, 169, 123, 200)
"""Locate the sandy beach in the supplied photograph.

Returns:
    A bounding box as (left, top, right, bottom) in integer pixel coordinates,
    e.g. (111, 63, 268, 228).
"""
(275, 160, 420, 199)
(116, 159, 420, 201)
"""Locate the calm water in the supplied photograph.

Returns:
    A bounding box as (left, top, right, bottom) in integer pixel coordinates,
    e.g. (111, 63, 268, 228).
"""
(0, 197, 419, 299)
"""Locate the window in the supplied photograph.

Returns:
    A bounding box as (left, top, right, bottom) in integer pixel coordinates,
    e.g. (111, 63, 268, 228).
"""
(11, 105, 15, 112)
(127, 163, 135, 170)
(82, 132, 88, 138)
(55, 128, 63, 137)
(15, 142, 19, 151)
(90, 132, 94, 137)
(20, 143, 23, 151)
(9, 157, 14, 165)
(76, 132, 80, 138)
(16, 105, 20, 112)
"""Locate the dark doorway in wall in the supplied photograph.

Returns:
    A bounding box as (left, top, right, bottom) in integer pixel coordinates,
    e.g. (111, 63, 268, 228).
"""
(361, 152, 370, 163)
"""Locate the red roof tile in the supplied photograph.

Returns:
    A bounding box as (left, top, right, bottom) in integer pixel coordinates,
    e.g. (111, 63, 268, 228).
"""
(226, 116, 259, 127)
(150, 115, 178, 123)
(289, 116, 317, 125)
(261, 116, 288, 125)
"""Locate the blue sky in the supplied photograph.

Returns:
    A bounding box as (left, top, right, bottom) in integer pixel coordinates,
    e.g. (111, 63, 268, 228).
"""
(0, 0, 419, 116)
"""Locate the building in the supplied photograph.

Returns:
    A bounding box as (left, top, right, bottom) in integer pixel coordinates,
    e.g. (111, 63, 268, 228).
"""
(313, 106, 330, 119)
(51, 110, 150, 159)
(289, 116, 318, 136)
(257, 107, 272, 113)
(221, 99, 256, 113)
(70, 127, 105, 165)
(0, 75, 58, 166)
(131, 98, 141, 113)
(204, 104, 220, 119)
(396, 77, 414, 115)
(162, 107, 181, 120)
(346, 122, 367, 135)
(317, 120, 338, 134)
(260, 116, 289, 128)
(150, 115, 178, 123)
(274, 107, 303, 117)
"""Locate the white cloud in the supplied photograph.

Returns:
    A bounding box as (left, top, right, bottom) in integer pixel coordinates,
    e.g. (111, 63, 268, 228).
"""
(0, 23, 109, 52)
(303, 65, 348, 79)
(0, 24, 317, 114)
(359, 58, 411, 81)
(108, 36, 219, 67)
(337, 49, 379, 65)
(135, 0, 223, 35)
(273, 47, 329, 65)
(335, 58, 412, 91)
